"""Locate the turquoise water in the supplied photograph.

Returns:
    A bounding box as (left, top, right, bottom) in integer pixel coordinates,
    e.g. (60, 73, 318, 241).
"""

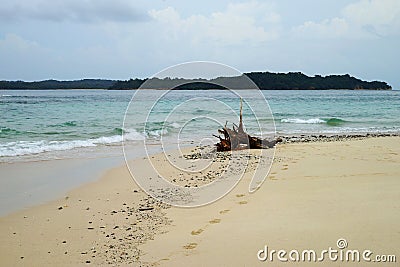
(1, 89, 399, 162)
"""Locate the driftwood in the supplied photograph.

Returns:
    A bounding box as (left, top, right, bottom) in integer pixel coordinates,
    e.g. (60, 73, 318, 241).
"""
(214, 99, 277, 151)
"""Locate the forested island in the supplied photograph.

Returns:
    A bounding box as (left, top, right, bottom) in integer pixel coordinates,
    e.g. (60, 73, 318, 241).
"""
(0, 72, 391, 90)
(0, 79, 115, 90)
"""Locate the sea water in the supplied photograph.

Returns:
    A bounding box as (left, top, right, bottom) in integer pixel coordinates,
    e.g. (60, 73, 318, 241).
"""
(1, 89, 399, 163)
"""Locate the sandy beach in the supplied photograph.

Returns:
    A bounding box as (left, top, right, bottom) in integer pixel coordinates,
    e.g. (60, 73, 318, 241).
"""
(0, 136, 399, 266)
(2, 1, 400, 266)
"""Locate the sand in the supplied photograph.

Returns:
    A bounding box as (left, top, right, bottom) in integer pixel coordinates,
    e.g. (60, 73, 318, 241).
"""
(0, 136, 399, 266)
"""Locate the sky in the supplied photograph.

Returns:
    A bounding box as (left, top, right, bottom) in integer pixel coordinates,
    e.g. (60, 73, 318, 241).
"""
(0, 0, 399, 88)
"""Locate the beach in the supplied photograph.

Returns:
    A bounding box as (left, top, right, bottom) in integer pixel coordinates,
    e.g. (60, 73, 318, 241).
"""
(2, 0, 400, 265)
(0, 136, 399, 266)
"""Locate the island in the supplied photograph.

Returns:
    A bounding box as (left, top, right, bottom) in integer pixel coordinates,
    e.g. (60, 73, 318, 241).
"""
(0, 72, 392, 90)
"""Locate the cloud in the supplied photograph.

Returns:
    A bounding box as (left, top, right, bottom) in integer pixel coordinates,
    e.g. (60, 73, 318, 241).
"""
(294, 17, 349, 38)
(0, 0, 149, 23)
(293, 0, 400, 38)
(149, 1, 280, 46)
(0, 33, 39, 51)
(343, 0, 400, 36)
(343, 0, 400, 26)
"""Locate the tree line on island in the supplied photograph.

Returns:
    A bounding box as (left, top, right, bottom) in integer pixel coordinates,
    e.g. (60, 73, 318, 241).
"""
(0, 72, 391, 90)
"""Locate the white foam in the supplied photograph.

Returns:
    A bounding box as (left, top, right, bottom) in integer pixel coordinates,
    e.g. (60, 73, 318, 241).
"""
(124, 129, 145, 141)
(0, 140, 93, 157)
(281, 118, 325, 124)
(170, 122, 181, 128)
(0, 129, 146, 157)
(147, 128, 168, 137)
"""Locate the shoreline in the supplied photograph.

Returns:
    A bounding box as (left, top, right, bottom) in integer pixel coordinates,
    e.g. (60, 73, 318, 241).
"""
(276, 132, 400, 143)
(1, 132, 399, 216)
(0, 154, 127, 216)
(0, 136, 399, 266)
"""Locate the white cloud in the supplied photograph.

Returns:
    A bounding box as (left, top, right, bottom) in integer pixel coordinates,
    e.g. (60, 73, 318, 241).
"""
(293, 0, 400, 38)
(294, 17, 349, 38)
(343, 0, 400, 26)
(343, 0, 400, 36)
(149, 1, 280, 46)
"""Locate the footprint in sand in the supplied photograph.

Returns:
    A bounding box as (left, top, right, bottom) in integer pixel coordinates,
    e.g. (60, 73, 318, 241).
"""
(191, 229, 204, 235)
(282, 167, 288, 170)
(219, 209, 230, 214)
(209, 218, 221, 224)
(238, 201, 248, 205)
(183, 243, 197, 249)
(236, 194, 245, 198)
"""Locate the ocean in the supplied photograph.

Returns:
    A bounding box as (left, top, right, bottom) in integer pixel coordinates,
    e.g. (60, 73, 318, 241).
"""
(1, 89, 399, 163)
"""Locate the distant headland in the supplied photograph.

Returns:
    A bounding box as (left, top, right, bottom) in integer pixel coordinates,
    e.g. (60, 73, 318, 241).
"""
(0, 72, 391, 90)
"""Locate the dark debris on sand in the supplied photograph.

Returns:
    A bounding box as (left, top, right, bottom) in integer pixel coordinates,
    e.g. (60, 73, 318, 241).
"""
(276, 132, 399, 144)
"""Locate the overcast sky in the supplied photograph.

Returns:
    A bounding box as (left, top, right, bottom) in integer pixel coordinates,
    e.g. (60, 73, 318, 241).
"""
(0, 0, 399, 88)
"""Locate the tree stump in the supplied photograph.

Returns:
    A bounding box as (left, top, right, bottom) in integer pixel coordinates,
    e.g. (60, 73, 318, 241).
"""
(214, 99, 277, 151)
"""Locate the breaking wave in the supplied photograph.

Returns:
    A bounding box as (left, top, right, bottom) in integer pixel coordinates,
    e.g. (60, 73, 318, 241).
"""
(281, 118, 346, 126)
